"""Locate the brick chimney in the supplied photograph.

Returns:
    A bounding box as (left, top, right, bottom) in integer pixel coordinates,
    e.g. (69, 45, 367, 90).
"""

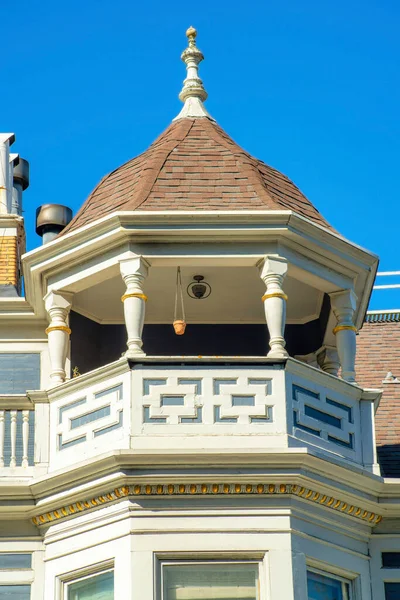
(0, 133, 29, 297)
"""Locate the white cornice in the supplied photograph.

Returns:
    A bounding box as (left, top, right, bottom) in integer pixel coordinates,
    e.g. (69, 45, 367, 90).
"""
(21, 211, 378, 327)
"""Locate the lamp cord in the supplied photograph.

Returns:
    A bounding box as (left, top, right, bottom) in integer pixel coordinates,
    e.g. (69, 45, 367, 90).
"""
(174, 267, 186, 322)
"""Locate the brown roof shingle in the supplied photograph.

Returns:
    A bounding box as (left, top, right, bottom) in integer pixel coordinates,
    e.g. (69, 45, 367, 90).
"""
(61, 117, 333, 235)
(356, 320, 400, 477)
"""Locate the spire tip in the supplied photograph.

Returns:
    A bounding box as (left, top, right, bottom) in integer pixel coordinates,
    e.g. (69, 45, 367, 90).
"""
(186, 26, 197, 44)
(173, 27, 214, 121)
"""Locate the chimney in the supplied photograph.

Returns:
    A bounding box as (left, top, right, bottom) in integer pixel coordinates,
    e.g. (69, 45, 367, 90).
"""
(0, 133, 27, 297)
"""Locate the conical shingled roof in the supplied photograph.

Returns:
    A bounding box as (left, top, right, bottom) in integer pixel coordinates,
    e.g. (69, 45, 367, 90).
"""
(61, 117, 332, 235)
(61, 27, 333, 236)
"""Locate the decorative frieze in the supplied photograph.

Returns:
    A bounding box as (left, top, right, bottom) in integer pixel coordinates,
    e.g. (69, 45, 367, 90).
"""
(31, 481, 382, 527)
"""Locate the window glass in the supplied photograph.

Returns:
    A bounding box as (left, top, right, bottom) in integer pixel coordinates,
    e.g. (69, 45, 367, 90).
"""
(385, 582, 400, 600)
(307, 570, 350, 600)
(163, 563, 258, 600)
(67, 571, 113, 600)
(0, 585, 30, 599)
(382, 553, 400, 568)
(0, 353, 40, 394)
(0, 554, 31, 569)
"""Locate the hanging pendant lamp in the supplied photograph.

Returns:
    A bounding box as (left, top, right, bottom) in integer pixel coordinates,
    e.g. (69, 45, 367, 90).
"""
(173, 267, 187, 335)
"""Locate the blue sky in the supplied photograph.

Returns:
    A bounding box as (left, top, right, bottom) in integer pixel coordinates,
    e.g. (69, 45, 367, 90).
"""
(2, 0, 399, 309)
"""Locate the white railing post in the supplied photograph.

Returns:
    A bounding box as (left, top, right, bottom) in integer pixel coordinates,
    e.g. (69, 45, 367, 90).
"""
(0, 411, 4, 467)
(22, 410, 30, 468)
(10, 410, 17, 468)
(29, 392, 50, 469)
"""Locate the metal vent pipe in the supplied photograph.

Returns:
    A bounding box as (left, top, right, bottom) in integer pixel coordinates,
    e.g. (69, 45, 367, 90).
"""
(12, 158, 29, 216)
(36, 204, 73, 244)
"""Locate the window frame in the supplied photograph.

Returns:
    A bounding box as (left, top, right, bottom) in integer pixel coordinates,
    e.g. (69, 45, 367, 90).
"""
(59, 560, 114, 600)
(159, 557, 263, 600)
(307, 566, 353, 600)
(384, 581, 400, 599)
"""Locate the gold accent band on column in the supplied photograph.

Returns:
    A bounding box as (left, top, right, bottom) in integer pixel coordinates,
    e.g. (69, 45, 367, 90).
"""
(262, 292, 288, 302)
(332, 325, 357, 335)
(45, 325, 72, 335)
(121, 293, 148, 302)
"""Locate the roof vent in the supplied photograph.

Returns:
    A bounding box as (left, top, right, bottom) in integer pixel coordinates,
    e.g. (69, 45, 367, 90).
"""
(12, 158, 29, 216)
(36, 204, 73, 244)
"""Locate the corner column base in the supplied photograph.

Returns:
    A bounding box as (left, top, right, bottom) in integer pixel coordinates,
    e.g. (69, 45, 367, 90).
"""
(125, 349, 147, 359)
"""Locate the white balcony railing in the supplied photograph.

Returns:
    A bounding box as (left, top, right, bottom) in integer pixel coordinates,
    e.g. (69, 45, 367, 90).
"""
(0, 357, 381, 476)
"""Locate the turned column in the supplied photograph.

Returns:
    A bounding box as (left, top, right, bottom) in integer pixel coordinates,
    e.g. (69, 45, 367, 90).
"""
(120, 257, 149, 358)
(259, 256, 288, 358)
(329, 289, 357, 383)
(317, 345, 340, 377)
(44, 290, 72, 384)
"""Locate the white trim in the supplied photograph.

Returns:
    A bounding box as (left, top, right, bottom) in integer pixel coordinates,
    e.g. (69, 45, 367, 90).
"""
(59, 561, 114, 600)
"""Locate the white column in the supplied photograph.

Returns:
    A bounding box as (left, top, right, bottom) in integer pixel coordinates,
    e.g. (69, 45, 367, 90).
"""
(329, 289, 357, 383)
(259, 256, 288, 358)
(120, 257, 149, 358)
(44, 290, 73, 384)
(316, 345, 340, 376)
(0, 133, 15, 214)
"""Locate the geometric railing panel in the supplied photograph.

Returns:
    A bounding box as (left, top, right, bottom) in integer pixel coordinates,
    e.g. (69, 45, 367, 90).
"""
(292, 384, 355, 450)
(213, 378, 273, 424)
(57, 383, 123, 450)
(142, 374, 273, 426)
(143, 378, 202, 424)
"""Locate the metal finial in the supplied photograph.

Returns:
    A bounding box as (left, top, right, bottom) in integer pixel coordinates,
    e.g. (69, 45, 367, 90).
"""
(173, 27, 214, 121)
(186, 26, 197, 46)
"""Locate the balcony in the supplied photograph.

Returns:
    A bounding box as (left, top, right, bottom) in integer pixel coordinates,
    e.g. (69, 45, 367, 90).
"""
(0, 357, 380, 478)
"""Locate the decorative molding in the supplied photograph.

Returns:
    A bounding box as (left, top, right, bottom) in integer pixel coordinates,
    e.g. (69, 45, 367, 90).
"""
(261, 292, 288, 302)
(121, 293, 148, 302)
(31, 482, 382, 527)
(332, 325, 357, 335)
(45, 325, 71, 335)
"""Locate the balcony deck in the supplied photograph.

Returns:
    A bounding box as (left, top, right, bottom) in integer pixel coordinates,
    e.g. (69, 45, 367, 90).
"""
(0, 357, 381, 478)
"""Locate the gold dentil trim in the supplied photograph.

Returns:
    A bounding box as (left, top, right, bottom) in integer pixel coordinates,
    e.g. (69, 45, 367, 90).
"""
(45, 325, 71, 335)
(31, 482, 382, 527)
(262, 292, 288, 302)
(332, 325, 357, 335)
(121, 293, 148, 302)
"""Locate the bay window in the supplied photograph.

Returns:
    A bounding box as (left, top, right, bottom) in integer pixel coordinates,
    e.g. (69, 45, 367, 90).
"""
(307, 570, 351, 600)
(162, 562, 259, 600)
(66, 570, 113, 600)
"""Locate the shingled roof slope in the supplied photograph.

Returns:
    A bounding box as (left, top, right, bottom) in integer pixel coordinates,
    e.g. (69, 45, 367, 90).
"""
(356, 318, 400, 477)
(61, 117, 333, 236)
